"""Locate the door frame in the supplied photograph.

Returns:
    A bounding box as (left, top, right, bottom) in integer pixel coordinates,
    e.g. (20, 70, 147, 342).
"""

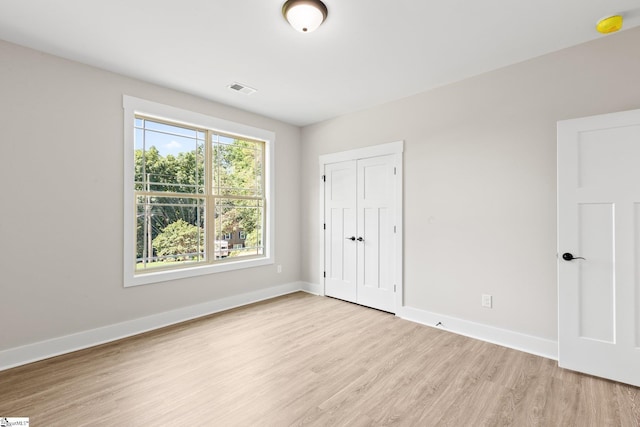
(319, 141, 404, 311)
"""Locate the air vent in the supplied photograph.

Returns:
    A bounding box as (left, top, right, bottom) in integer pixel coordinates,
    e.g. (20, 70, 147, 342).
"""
(228, 82, 257, 95)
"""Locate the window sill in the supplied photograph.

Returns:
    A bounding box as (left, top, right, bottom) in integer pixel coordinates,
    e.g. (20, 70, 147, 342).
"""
(124, 257, 274, 287)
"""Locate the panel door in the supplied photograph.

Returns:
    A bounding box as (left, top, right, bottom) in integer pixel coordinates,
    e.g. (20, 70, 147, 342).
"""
(558, 108, 640, 387)
(356, 155, 396, 312)
(324, 160, 357, 303)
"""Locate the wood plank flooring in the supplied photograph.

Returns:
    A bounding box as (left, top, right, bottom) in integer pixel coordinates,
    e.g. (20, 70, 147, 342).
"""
(1, 292, 638, 426)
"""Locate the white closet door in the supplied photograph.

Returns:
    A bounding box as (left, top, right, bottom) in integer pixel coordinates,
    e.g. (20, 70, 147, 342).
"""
(357, 155, 396, 312)
(324, 160, 357, 303)
(558, 108, 640, 387)
(324, 154, 397, 313)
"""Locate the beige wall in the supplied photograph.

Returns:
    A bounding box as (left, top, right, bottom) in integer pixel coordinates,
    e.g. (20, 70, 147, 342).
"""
(301, 27, 640, 341)
(0, 40, 301, 350)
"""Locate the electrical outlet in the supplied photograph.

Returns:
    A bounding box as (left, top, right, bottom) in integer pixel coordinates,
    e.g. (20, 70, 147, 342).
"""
(277, 264, 282, 273)
(482, 294, 492, 308)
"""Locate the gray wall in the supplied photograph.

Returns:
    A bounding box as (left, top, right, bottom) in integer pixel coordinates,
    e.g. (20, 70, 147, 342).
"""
(301, 27, 640, 341)
(0, 40, 301, 350)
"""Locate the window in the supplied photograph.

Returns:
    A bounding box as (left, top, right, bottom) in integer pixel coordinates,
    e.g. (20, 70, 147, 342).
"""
(123, 96, 274, 287)
(239, 231, 247, 240)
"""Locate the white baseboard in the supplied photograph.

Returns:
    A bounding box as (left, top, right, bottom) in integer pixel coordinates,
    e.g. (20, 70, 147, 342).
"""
(397, 306, 558, 360)
(300, 281, 323, 295)
(0, 282, 305, 372)
(1, 283, 558, 372)
(287, 284, 557, 360)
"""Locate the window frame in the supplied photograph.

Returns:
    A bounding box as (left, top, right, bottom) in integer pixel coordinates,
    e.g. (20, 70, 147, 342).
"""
(123, 95, 275, 287)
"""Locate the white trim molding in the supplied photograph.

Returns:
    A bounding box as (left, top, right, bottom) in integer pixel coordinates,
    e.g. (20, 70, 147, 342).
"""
(0, 282, 304, 372)
(318, 140, 404, 165)
(398, 306, 558, 360)
(300, 281, 323, 295)
(2, 288, 558, 372)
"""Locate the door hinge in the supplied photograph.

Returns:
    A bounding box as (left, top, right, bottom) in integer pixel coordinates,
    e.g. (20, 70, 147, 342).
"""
(322, 175, 326, 182)
(394, 284, 397, 292)
(394, 167, 397, 175)
(323, 223, 326, 230)
(394, 225, 396, 233)
(324, 271, 326, 278)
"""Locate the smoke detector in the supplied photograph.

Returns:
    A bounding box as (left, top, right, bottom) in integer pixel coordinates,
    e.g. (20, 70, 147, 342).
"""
(596, 15, 623, 34)
(228, 82, 257, 95)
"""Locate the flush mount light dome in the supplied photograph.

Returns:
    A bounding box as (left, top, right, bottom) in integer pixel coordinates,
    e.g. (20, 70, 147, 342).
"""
(282, 0, 328, 33)
(596, 15, 623, 34)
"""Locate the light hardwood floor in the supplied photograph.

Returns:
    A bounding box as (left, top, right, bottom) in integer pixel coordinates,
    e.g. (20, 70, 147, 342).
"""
(1, 292, 638, 426)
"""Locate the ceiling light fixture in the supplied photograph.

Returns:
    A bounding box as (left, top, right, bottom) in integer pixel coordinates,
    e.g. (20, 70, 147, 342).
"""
(596, 15, 623, 34)
(282, 0, 328, 33)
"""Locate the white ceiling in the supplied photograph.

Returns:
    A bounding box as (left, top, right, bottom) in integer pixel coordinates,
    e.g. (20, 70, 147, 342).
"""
(0, 0, 639, 126)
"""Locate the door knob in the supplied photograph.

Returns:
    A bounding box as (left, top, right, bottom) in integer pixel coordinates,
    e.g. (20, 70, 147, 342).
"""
(357, 237, 364, 242)
(345, 236, 356, 241)
(562, 252, 585, 261)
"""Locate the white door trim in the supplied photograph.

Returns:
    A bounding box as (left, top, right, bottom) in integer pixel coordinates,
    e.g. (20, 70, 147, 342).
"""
(319, 141, 404, 311)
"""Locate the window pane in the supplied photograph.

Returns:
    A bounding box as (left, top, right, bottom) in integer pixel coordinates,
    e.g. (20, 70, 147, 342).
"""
(214, 198, 264, 259)
(134, 118, 205, 194)
(135, 196, 206, 270)
(144, 119, 198, 139)
(212, 135, 264, 197)
(134, 128, 144, 150)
